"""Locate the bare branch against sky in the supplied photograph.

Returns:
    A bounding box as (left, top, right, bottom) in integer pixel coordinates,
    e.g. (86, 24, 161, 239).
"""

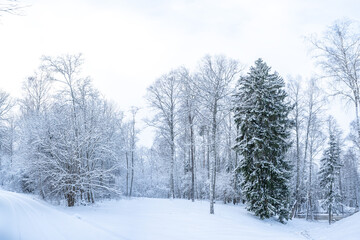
(0, 0, 24, 16)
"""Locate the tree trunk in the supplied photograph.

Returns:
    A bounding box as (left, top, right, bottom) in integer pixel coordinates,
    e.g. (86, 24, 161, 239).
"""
(293, 100, 301, 219)
(355, 96, 360, 144)
(170, 125, 175, 199)
(126, 152, 129, 196)
(130, 150, 134, 197)
(67, 192, 75, 207)
(190, 114, 195, 202)
(207, 129, 210, 180)
(339, 168, 344, 214)
(90, 191, 94, 204)
(129, 107, 137, 197)
(210, 103, 217, 214)
(306, 150, 313, 220)
(202, 129, 206, 168)
(329, 181, 333, 225)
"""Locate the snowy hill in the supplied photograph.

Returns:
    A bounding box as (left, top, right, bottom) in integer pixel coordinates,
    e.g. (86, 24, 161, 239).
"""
(0, 190, 119, 240)
(0, 189, 359, 240)
(303, 210, 360, 240)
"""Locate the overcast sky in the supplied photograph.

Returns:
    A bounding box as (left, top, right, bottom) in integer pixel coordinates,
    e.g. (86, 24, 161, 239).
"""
(0, 0, 359, 146)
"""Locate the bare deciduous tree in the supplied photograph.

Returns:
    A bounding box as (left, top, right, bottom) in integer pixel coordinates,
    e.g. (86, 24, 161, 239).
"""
(179, 67, 197, 202)
(20, 71, 52, 115)
(287, 76, 304, 219)
(309, 20, 360, 141)
(19, 54, 121, 206)
(196, 55, 240, 214)
(146, 70, 182, 198)
(0, 90, 13, 121)
(129, 106, 139, 197)
(303, 78, 327, 220)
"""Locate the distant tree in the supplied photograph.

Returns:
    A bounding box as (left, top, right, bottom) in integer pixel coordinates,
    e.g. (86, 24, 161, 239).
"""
(287, 76, 304, 218)
(234, 59, 293, 223)
(19, 54, 122, 206)
(146, 70, 182, 198)
(0, 89, 14, 175)
(196, 55, 240, 214)
(178, 67, 197, 202)
(128, 107, 139, 197)
(17, 71, 51, 198)
(0, 90, 13, 121)
(348, 120, 360, 152)
(319, 118, 342, 225)
(0, 90, 14, 155)
(303, 78, 327, 220)
(309, 20, 360, 143)
(20, 70, 52, 115)
(287, 76, 327, 220)
(341, 149, 359, 209)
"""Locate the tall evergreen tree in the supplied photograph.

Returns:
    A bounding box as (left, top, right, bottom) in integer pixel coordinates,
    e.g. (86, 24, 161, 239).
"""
(234, 59, 293, 223)
(319, 126, 342, 224)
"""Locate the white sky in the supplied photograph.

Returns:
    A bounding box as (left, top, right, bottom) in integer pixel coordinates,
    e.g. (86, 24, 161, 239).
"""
(0, 0, 359, 147)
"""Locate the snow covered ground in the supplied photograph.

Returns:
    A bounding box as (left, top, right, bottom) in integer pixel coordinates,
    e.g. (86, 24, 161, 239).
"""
(0, 190, 119, 240)
(0, 189, 358, 240)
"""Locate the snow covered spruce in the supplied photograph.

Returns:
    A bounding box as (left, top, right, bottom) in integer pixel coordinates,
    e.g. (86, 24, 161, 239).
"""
(234, 59, 293, 223)
(318, 119, 343, 224)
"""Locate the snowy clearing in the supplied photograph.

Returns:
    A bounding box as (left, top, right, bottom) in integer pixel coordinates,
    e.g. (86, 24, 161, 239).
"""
(0, 189, 358, 240)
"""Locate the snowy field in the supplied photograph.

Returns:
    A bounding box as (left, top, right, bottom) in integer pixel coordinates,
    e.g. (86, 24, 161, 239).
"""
(0, 189, 358, 240)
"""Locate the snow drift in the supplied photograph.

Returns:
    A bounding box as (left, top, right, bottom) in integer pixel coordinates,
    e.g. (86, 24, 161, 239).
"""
(1, 189, 359, 240)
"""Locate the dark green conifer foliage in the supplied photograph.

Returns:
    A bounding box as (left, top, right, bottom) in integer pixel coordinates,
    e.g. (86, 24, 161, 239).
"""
(234, 59, 293, 223)
(319, 131, 342, 225)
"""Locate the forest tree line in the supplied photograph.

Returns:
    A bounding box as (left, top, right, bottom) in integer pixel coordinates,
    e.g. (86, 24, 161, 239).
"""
(0, 20, 359, 223)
